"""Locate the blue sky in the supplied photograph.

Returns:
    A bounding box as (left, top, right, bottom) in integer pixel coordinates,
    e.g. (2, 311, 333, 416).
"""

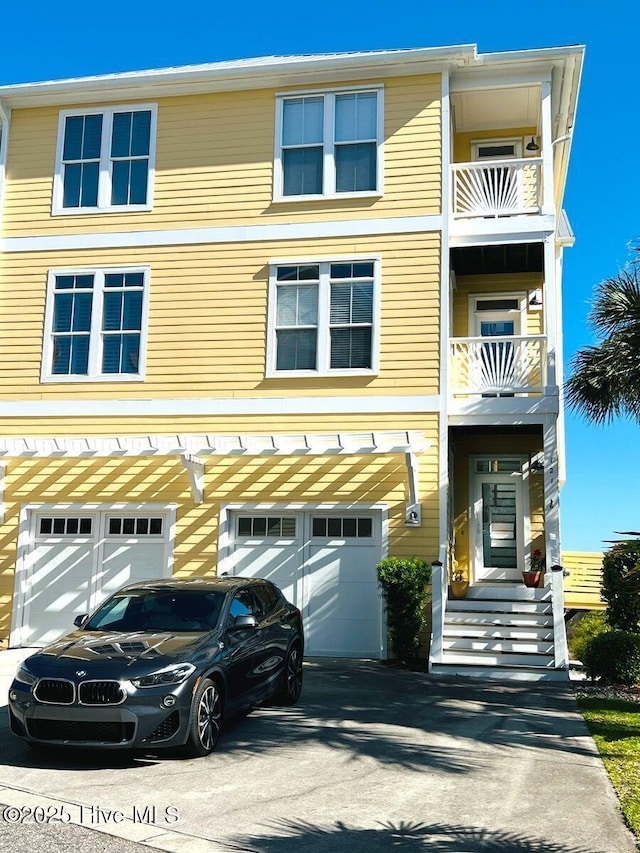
(1, 0, 637, 552)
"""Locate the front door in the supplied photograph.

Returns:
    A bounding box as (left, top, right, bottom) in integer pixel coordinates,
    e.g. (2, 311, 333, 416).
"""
(473, 296, 523, 395)
(471, 462, 527, 583)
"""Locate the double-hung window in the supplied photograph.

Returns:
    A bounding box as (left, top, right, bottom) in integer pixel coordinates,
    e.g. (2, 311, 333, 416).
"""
(276, 88, 382, 199)
(53, 104, 157, 214)
(268, 259, 379, 376)
(42, 267, 149, 382)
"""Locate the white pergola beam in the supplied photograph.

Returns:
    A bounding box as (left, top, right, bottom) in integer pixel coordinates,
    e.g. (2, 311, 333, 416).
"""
(180, 453, 204, 505)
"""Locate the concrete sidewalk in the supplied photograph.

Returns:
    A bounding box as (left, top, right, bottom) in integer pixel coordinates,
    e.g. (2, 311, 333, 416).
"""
(0, 655, 635, 853)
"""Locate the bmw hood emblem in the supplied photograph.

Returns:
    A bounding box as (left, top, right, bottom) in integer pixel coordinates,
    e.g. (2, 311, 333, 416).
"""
(76, 670, 87, 677)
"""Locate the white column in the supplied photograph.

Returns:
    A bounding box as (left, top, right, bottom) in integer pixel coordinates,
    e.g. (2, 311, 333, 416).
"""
(542, 414, 561, 570)
(541, 79, 555, 216)
(543, 234, 558, 394)
(429, 560, 447, 668)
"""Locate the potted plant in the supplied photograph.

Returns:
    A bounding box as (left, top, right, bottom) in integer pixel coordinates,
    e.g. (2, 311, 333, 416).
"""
(523, 549, 545, 588)
(449, 566, 469, 599)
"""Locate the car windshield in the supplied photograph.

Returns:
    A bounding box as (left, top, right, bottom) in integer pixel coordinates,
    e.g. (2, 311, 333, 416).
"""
(84, 590, 226, 633)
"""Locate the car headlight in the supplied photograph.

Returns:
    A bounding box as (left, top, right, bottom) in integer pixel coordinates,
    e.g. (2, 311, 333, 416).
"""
(131, 663, 196, 689)
(14, 663, 37, 687)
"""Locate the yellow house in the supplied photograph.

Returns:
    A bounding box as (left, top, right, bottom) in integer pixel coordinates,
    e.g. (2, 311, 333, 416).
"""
(0, 43, 585, 678)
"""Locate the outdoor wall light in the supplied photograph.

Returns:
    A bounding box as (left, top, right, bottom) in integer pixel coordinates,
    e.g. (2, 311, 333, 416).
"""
(529, 289, 543, 309)
(526, 136, 540, 152)
(531, 459, 545, 473)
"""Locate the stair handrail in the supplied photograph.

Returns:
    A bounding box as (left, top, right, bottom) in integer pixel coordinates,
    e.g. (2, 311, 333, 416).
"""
(550, 564, 569, 669)
(429, 560, 447, 669)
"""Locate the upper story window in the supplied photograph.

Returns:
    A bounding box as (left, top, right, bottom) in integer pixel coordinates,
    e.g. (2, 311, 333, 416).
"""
(267, 259, 379, 377)
(53, 104, 157, 215)
(275, 88, 383, 200)
(42, 267, 149, 382)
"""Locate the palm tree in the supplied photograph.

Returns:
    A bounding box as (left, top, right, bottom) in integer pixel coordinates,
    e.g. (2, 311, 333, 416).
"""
(566, 265, 640, 424)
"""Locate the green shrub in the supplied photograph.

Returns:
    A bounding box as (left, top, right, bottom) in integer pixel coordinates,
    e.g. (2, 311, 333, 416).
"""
(582, 630, 640, 685)
(376, 557, 431, 664)
(602, 541, 640, 632)
(567, 611, 609, 662)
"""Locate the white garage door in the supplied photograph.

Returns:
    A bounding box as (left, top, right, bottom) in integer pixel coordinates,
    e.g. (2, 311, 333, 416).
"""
(17, 509, 173, 647)
(229, 511, 383, 658)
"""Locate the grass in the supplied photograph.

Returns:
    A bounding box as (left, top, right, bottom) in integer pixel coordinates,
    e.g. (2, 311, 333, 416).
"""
(578, 697, 640, 845)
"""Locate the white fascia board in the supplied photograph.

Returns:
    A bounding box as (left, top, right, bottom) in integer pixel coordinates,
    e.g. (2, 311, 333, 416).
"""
(0, 214, 442, 253)
(557, 209, 575, 247)
(450, 67, 553, 92)
(0, 45, 476, 108)
(449, 219, 555, 247)
(0, 394, 441, 418)
(448, 396, 559, 422)
(477, 45, 585, 66)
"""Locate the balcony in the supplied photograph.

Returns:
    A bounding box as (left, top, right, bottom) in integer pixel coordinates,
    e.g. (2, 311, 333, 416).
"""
(450, 335, 546, 397)
(452, 158, 543, 220)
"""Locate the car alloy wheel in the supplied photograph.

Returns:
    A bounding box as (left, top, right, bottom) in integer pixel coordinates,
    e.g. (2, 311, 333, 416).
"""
(277, 644, 303, 705)
(185, 678, 222, 757)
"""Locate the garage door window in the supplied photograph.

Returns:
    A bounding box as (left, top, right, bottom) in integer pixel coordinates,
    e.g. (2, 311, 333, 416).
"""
(38, 517, 92, 536)
(108, 517, 163, 536)
(237, 517, 297, 538)
(311, 517, 373, 538)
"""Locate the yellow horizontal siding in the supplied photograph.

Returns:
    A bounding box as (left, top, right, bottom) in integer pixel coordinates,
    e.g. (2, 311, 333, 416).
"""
(3, 74, 442, 237)
(0, 417, 440, 639)
(0, 232, 441, 401)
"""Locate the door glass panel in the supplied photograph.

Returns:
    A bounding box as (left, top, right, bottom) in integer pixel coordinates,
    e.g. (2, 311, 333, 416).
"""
(480, 320, 515, 337)
(481, 482, 517, 569)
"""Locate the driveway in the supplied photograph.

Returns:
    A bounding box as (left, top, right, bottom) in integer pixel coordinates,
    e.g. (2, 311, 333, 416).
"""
(0, 655, 635, 853)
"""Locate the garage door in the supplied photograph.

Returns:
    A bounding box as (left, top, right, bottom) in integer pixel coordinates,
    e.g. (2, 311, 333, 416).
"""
(16, 509, 173, 647)
(229, 511, 383, 658)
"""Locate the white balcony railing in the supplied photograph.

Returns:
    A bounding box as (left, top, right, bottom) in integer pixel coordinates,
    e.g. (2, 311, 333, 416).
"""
(452, 158, 543, 219)
(450, 335, 546, 396)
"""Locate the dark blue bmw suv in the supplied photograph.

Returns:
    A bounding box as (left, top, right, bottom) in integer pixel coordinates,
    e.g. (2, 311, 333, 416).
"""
(8, 577, 304, 757)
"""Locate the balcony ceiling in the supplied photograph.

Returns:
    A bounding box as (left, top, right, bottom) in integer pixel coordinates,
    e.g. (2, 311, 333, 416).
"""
(452, 86, 541, 133)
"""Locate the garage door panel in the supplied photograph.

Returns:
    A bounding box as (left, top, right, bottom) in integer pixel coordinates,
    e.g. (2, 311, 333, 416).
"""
(232, 544, 301, 606)
(230, 511, 382, 658)
(24, 543, 94, 646)
(99, 542, 166, 598)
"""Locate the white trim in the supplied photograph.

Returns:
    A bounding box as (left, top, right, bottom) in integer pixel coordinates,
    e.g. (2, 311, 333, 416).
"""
(267, 257, 380, 378)
(274, 86, 384, 202)
(0, 430, 430, 459)
(448, 396, 559, 422)
(0, 393, 441, 418)
(10, 501, 176, 648)
(0, 103, 10, 238)
(468, 292, 526, 337)
(540, 80, 555, 216)
(180, 453, 204, 504)
(449, 216, 554, 243)
(41, 265, 150, 383)
(218, 500, 389, 659)
(52, 103, 158, 216)
(470, 137, 523, 161)
(438, 68, 452, 567)
(450, 68, 553, 93)
(0, 213, 443, 253)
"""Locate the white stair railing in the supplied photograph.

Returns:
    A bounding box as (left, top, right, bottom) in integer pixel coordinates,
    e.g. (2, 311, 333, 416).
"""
(429, 560, 447, 669)
(550, 565, 569, 670)
(450, 335, 546, 396)
(452, 157, 542, 218)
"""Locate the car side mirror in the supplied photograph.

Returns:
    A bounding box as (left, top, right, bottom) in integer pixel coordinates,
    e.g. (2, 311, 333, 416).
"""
(74, 614, 88, 628)
(232, 614, 258, 630)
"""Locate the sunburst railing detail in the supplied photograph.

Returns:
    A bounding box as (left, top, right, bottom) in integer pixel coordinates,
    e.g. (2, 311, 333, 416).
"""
(450, 335, 546, 396)
(452, 158, 542, 219)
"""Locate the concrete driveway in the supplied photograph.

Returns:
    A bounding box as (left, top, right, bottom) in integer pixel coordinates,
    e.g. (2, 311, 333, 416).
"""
(0, 654, 635, 853)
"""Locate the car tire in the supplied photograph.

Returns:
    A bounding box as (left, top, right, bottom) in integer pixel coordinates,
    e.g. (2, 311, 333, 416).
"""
(275, 643, 303, 705)
(183, 677, 223, 757)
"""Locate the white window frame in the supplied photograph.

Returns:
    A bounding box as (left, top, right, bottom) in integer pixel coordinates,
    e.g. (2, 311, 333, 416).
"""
(468, 292, 527, 337)
(52, 103, 158, 215)
(273, 85, 384, 202)
(41, 265, 150, 383)
(470, 137, 523, 161)
(266, 255, 381, 378)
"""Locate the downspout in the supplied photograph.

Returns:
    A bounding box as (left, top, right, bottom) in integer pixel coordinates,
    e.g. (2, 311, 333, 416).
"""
(0, 99, 10, 238)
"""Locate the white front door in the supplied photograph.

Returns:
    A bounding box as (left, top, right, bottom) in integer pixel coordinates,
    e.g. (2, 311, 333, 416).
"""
(471, 461, 527, 583)
(229, 510, 383, 658)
